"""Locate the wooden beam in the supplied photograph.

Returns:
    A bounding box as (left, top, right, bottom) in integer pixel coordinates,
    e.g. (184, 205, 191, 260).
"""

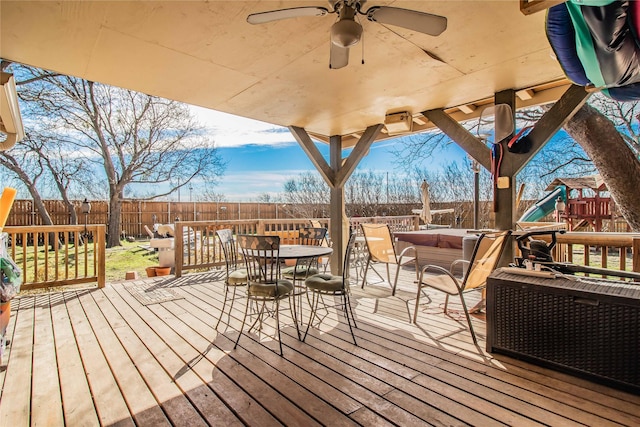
(458, 104, 477, 114)
(520, 0, 566, 15)
(422, 109, 492, 171)
(338, 80, 572, 148)
(512, 84, 590, 174)
(291, 125, 382, 272)
(516, 89, 534, 101)
(335, 124, 383, 188)
(289, 126, 335, 188)
(412, 116, 427, 126)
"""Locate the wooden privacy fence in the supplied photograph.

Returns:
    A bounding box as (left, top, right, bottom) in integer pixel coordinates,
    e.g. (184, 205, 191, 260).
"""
(7, 199, 632, 241)
(3, 225, 106, 290)
(7, 199, 449, 237)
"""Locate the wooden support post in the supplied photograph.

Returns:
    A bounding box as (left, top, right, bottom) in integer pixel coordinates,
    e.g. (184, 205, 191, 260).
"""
(491, 90, 517, 265)
(329, 135, 347, 275)
(290, 124, 382, 274)
(493, 89, 517, 232)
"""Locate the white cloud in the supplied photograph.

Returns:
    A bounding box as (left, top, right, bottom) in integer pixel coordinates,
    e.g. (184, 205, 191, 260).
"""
(191, 106, 295, 148)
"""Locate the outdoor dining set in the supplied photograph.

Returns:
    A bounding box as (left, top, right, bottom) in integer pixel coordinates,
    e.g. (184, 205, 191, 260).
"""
(213, 224, 510, 356)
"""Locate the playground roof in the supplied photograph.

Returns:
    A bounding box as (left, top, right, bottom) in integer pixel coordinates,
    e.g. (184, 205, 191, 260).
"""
(546, 175, 607, 192)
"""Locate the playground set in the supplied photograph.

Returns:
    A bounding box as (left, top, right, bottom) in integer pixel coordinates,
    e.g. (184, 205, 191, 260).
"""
(518, 175, 627, 232)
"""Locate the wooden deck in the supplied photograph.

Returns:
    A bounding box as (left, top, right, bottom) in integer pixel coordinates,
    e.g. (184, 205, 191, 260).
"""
(1, 266, 639, 426)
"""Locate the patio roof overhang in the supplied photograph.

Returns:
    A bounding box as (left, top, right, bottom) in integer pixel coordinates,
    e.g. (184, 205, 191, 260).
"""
(1, 0, 569, 147)
(2, 0, 583, 271)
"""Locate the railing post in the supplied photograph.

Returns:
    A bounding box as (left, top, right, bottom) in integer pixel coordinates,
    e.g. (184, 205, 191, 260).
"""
(633, 237, 640, 273)
(175, 222, 184, 278)
(96, 225, 106, 288)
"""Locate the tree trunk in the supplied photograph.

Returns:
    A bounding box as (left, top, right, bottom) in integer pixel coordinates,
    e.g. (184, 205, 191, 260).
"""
(107, 196, 122, 248)
(31, 191, 54, 226)
(564, 104, 640, 231)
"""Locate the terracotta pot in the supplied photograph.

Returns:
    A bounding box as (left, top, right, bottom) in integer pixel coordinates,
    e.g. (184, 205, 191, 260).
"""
(155, 267, 171, 276)
(145, 266, 157, 277)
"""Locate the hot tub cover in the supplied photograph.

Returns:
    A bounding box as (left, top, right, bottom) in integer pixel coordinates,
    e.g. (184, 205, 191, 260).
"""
(394, 229, 471, 249)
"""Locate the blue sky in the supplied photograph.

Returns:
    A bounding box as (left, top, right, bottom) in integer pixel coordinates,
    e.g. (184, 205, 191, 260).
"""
(192, 106, 466, 201)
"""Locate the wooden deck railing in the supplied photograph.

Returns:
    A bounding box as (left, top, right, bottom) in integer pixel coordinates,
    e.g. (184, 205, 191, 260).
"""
(3, 225, 106, 290)
(5, 220, 637, 289)
(175, 218, 640, 280)
(174, 220, 260, 277)
(173, 216, 419, 277)
(552, 232, 640, 275)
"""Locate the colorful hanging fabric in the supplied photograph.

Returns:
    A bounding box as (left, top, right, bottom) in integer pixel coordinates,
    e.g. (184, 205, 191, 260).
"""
(546, 0, 640, 101)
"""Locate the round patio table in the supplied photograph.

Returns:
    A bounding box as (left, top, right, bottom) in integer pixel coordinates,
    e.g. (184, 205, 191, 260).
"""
(278, 244, 332, 259)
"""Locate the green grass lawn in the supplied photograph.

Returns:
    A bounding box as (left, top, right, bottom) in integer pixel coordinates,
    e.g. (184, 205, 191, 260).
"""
(104, 241, 162, 282)
(13, 240, 162, 290)
(12, 240, 163, 295)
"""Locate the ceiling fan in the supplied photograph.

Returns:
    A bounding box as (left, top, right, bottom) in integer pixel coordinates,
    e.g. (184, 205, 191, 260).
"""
(247, 0, 447, 69)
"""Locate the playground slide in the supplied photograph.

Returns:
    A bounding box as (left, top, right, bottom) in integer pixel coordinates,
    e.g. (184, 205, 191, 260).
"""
(518, 186, 567, 223)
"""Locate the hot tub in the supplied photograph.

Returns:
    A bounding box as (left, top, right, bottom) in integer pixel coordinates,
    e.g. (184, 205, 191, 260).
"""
(394, 229, 475, 271)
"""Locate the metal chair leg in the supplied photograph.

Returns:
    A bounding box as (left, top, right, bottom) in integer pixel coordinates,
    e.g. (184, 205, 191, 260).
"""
(303, 291, 320, 342)
(275, 299, 283, 356)
(343, 292, 357, 345)
(289, 293, 301, 342)
(413, 285, 422, 323)
(361, 259, 371, 289)
(234, 296, 251, 349)
(459, 294, 478, 344)
(216, 284, 230, 330)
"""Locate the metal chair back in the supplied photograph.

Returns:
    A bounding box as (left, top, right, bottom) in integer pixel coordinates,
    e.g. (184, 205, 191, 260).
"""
(298, 227, 327, 246)
(237, 234, 282, 287)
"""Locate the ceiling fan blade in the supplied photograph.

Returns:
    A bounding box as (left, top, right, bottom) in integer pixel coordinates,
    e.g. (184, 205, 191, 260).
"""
(329, 43, 349, 69)
(366, 6, 447, 36)
(247, 6, 329, 24)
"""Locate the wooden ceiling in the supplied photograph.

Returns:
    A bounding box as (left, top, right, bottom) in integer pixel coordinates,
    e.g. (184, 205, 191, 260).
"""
(1, 1, 568, 146)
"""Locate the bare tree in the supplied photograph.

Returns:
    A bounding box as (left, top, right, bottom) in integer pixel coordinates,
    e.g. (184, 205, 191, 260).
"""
(282, 172, 329, 218)
(14, 65, 226, 247)
(563, 101, 640, 231)
(0, 147, 55, 225)
(282, 170, 425, 218)
(415, 162, 495, 228)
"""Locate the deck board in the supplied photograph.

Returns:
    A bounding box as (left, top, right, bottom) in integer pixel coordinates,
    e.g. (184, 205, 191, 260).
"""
(162, 298, 358, 426)
(82, 289, 171, 426)
(31, 294, 64, 427)
(50, 292, 100, 427)
(64, 291, 136, 427)
(1, 268, 639, 426)
(0, 297, 34, 427)
(102, 285, 219, 427)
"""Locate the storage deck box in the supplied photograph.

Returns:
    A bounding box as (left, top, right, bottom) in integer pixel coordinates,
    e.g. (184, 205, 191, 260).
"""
(487, 269, 640, 394)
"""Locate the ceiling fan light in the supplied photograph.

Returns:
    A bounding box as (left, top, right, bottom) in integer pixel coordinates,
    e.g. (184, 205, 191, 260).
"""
(330, 19, 362, 47)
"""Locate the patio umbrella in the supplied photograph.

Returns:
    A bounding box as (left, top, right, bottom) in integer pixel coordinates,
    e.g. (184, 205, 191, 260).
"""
(420, 180, 432, 225)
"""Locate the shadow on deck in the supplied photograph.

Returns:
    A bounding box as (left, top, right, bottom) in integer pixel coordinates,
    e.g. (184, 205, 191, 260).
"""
(1, 267, 639, 426)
